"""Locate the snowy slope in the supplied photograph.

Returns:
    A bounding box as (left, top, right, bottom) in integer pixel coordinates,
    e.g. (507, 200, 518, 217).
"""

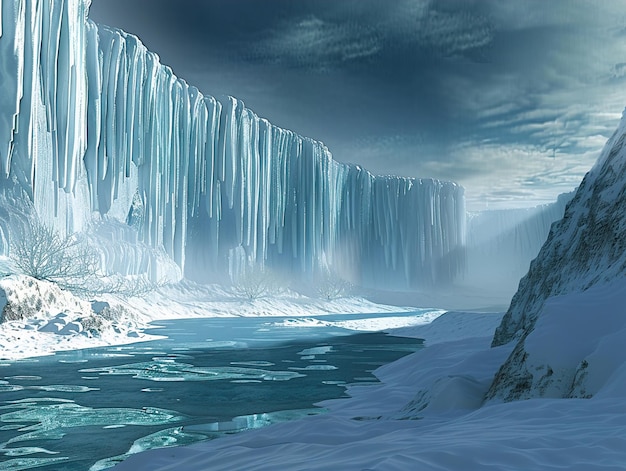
(0, 0, 465, 289)
(488, 109, 626, 401)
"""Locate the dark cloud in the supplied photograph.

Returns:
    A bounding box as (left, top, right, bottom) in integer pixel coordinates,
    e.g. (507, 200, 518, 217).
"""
(89, 0, 626, 209)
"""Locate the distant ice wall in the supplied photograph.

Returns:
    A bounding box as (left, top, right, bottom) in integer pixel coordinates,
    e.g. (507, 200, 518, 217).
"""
(463, 192, 573, 295)
(0, 0, 466, 288)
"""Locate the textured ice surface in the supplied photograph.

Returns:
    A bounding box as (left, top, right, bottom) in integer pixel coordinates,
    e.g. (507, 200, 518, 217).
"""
(89, 408, 324, 471)
(298, 346, 333, 356)
(1, 398, 183, 445)
(79, 360, 305, 382)
(0, 457, 69, 470)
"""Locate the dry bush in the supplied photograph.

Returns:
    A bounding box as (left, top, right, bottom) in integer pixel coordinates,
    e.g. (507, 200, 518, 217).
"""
(231, 266, 282, 300)
(9, 217, 166, 298)
(315, 269, 353, 300)
(10, 218, 100, 291)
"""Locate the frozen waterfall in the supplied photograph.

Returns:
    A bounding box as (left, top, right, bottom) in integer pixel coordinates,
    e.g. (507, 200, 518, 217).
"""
(0, 0, 466, 289)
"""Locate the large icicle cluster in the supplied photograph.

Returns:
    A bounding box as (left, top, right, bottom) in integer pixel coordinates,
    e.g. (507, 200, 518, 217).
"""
(0, 0, 466, 288)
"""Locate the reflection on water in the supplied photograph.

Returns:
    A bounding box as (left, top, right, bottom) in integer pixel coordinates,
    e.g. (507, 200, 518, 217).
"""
(0, 312, 426, 470)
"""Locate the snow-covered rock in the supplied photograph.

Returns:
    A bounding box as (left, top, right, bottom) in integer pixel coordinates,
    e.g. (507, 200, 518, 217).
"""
(59, 320, 84, 335)
(0, 274, 90, 322)
(0, 274, 154, 359)
(488, 109, 626, 401)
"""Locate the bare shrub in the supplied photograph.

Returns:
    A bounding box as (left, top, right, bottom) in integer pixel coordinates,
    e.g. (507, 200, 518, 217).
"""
(9, 217, 166, 297)
(231, 266, 282, 300)
(315, 269, 353, 300)
(99, 303, 138, 322)
(1, 303, 35, 322)
(10, 217, 100, 291)
(81, 314, 109, 336)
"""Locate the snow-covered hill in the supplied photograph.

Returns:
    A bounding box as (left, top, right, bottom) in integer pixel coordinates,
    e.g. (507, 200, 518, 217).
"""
(487, 110, 626, 401)
(0, 275, 151, 359)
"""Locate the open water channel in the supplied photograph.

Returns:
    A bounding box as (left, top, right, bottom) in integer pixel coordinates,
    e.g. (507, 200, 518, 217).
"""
(0, 311, 429, 470)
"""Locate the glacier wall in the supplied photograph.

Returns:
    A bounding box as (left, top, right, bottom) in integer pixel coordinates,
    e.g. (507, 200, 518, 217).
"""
(462, 193, 573, 296)
(0, 0, 466, 289)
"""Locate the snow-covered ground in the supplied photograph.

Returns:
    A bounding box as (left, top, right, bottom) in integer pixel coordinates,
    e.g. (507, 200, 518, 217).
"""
(112, 285, 626, 471)
(0, 276, 419, 361)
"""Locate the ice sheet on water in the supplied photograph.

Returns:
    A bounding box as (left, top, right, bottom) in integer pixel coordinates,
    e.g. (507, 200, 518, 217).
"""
(273, 312, 446, 333)
(289, 365, 338, 371)
(298, 346, 333, 356)
(89, 426, 220, 471)
(5, 376, 42, 381)
(79, 360, 305, 382)
(0, 457, 68, 471)
(184, 408, 325, 435)
(91, 408, 329, 470)
(129, 427, 211, 454)
(273, 318, 330, 328)
(31, 385, 99, 393)
(0, 381, 98, 393)
(0, 398, 184, 446)
(2, 446, 60, 457)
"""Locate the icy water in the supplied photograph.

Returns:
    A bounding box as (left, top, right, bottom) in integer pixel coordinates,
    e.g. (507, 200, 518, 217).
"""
(0, 312, 427, 470)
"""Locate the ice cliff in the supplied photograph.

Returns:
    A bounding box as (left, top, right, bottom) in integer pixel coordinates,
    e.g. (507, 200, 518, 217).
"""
(464, 194, 572, 296)
(0, 0, 465, 288)
(487, 109, 626, 401)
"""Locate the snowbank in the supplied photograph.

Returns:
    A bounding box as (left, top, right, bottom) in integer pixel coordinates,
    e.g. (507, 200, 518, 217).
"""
(0, 275, 154, 360)
(487, 280, 626, 402)
(0, 276, 416, 361)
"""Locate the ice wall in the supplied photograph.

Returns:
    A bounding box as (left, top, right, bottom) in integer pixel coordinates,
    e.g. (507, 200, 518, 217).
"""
(0, 0, 466, 288)
(463, 193, 572, 295)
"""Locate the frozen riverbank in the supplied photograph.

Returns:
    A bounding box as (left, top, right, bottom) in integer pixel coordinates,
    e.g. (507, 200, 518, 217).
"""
(0, 276, 423, 361)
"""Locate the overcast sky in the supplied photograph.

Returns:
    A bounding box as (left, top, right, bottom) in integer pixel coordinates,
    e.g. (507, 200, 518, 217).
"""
(88, 0, 626, 210)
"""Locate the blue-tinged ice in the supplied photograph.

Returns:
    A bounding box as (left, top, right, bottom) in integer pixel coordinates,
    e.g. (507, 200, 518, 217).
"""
(0, 0, 466, 289)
